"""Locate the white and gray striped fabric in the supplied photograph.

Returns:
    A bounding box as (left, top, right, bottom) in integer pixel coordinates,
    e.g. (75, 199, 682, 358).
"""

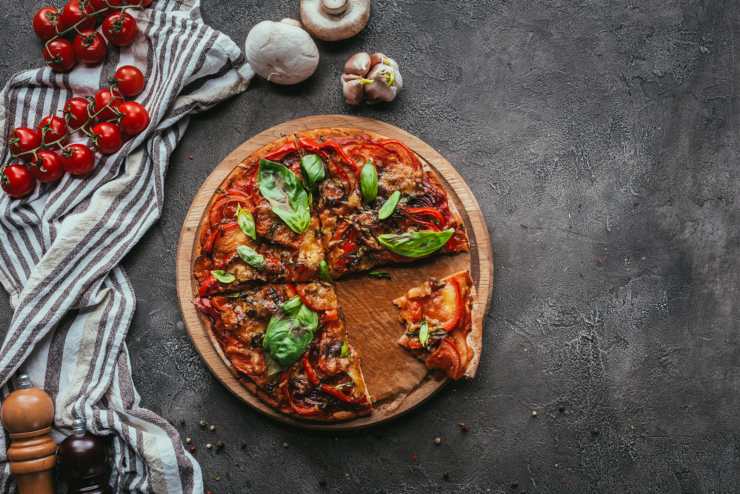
(0, 1, 252, 492)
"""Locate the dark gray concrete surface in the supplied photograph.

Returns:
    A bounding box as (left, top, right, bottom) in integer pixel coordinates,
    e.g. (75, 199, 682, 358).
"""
(2, 1, 740, 492)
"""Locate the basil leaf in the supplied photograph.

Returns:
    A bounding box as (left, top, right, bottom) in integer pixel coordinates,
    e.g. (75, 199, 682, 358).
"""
(236, 245, 265, 270)
(340, 340, 350, 358)
(281, 296, 302, 315)
(377, 228, 454, 258)
(360, 162, 378, 203)
(368, 271, 391, 279)
(258, 159, 311, 234)
(419, 320, 430, 348)
(378, 190, 401, 220)
(319, 260, 332, 282)
(236, 205, 256, 240)
(300, 154, 326, 189)
(263, 299, 319, 367)
(211, 270, 235, 284)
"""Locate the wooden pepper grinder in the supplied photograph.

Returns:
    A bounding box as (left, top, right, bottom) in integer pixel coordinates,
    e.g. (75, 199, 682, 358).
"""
(58, 417, 112, 494)
(0, 373, 57, 494)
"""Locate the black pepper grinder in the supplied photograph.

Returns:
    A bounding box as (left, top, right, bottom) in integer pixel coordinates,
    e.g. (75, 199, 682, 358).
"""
(58, 418, 112, 494)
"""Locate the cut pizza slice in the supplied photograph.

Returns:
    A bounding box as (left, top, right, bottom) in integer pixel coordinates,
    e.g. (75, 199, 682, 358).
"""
(194, 136, 326, 296)
(195, 282, 372, 422)
(313, 131, 469, 278)
(393, 271, 480, 380)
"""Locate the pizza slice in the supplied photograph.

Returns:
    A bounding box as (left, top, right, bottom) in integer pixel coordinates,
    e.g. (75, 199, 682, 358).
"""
(393, 271, 480, 380)
(195, 282, 372, 421)
(194, 136, 325, 296)
(320, 140, 469, 278)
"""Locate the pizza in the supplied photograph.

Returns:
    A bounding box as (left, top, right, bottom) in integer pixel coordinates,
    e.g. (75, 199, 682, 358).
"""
(193, 127, 479, 422)
(195, 282, 371, 421)
(394, 271, 479, 380)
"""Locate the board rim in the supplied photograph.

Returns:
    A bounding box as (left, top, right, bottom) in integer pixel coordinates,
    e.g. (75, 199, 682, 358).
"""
(175, 115, 493, 431)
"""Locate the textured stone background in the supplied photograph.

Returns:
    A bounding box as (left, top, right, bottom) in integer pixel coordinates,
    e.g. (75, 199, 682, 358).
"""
(2, 0, 739, 493)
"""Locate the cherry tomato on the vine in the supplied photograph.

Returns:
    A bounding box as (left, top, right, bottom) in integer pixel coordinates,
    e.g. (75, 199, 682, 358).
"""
(8, 128, 42, 157)
(30, 150, 64, 183)
(91, 122, 123, 155)
(113, 65, 145, 98)
(32, 7, 60, 41)
(88, 0, 110, 11)
(61, 143, 96, 176)
(59, 0, 97, 31)
(38, 115, 68, 146)
(102, 11, 138, 47)
(117, 102, 149, 137)
(43, 38, 77, 73)
(93, 88, 123, 121)
(73, 30, 108, 65)
(1, 162, 36, 198)
(64, 97, 93, 130)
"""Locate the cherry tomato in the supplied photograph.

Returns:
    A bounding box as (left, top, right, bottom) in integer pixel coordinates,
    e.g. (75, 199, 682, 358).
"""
(30, 150, 64, 183)
(73, 30, 107, 65)
(61, 143, 96, 176)
(39, 115, 69, 143)
(32, 7, 60, 41)
(93, 88, 123, 121)
(42, 38, 77, 73)
(59, 0, 97, 31)
(63, 96, 93, 130)
(88, 0, 110, 11)
(117, 101, 149, 137)
(8, 128, 42, 158)
(102, 12, 138, 47)
(38, 115, 68, 146)
(91, 122, 122, 155)
(1, 162, 36, 198)
(113, 65, 145, 98)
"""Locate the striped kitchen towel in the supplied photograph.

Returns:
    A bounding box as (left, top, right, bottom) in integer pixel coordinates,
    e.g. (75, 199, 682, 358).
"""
(0, 0, 252, 492)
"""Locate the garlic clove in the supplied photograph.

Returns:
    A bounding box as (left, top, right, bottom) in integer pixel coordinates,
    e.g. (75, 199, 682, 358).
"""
(370, 52, 399, 70)
(344, 52, 371, 76)
(341, 74, 367, 106)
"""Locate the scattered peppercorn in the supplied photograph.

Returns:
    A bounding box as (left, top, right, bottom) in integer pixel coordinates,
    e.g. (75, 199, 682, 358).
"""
(558, 407, 565, 413)
(282, 442, 289, 448)
(591, 429, 599, 436)
(189, 446, 196, 454)
(318, 479, 327, 487)
(457, 422, 469, 433)
(215, 476, 221, 481)
(442, 472, 450, 481)
(510, 482, 519, 489)
(434, 436, 442, 445)
(199, 420, 206, 428)
(216, 441, 224, 450)
(180, 419, 186, 427)
(185, 437, 192, 444)
(209, 425, 216, 432)
(206, 443, 213, 450)
(531, 410, 538, 417)
(240, 442, 247, 450)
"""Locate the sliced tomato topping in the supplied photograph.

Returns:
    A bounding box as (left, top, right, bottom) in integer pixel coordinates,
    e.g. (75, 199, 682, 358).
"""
(211, 296, 230, 312)
(299, 137, 357, 169)
(209, 194, 252, 227)
(404, 207, 446, 225)
(425, 338, 462, 379)
(198, 275, 220, 297)
(378, 139, 422, 171)
(442, 277, 463, 332)
(321, 309, 340, 324)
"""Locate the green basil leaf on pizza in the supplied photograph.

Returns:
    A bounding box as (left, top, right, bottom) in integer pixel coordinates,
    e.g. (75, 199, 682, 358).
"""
(377, 228, 454, 258)
(258, 159, 311, 234)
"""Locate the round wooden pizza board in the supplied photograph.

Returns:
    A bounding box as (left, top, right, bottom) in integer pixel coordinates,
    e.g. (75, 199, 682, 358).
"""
(176, 115, 493, 430)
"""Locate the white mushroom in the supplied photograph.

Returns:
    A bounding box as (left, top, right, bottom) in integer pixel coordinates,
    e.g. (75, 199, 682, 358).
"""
(300, 0, 371, 42)
(244, 19, 319, 85)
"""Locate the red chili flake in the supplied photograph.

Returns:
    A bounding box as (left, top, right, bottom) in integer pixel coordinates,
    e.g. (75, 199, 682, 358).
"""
(189, 446, 197, 454)
(457, 422, 469, 433)
(410, 452, 417, 462)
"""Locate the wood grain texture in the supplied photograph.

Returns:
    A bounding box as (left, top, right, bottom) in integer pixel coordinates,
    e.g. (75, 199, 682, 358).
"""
(175, 115, 493, 430)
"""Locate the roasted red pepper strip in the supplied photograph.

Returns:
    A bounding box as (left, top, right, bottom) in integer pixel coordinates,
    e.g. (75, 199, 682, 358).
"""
(264, 142, 298, 161)
(404, 207, 446, 225)
(198, 275, 219, 297)
(378, 139, 422, 171)
(442, 277, 463, 332)
(303, 355, 320, 386)
(298, 137, 357, 169)
(320, 384, 365, 405)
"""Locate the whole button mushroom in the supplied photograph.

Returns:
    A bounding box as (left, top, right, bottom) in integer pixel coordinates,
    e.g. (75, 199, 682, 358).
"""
(244, 19, 320, 85)
(341, 52, 403, 105)
(300, 0, 371, 41)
